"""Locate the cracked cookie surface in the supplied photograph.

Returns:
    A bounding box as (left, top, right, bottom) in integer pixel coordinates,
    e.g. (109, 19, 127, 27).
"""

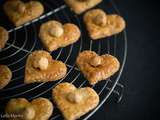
(24, 50, 67, 84)
(5, 97, 53, 120)
(64, 0, 102, 14)
(52, 82, 99, 120)
(84, 9, 126, 40)
(39, 20, 81, 52)
(3, 0, 44, 26)
(0, 27, 9, 49)
(76, 50, 120, 85)
(0, 65, 12, 89)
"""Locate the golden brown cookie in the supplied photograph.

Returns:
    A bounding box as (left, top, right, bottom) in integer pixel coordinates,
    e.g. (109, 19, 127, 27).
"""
(52, 82, 99, 120)
(5, 97, 53, 120)
(0, 65, 12, 89)
(64, 0, 102, 14)
(3, 0, 44, 26)
(0, 26, 9, 49)
(39, 20, 81, 51)
(83, 9, 126, 40)
(24, 50, 67, 84)
(76, 51, 120, 85)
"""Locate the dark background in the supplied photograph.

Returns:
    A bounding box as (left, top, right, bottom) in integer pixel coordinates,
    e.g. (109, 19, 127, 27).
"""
(90, 0, 160, 120)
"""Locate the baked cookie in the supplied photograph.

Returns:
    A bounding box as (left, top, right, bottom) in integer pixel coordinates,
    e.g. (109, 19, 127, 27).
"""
(5, 97, 53, 120)
(64, 0, 102, 14)
(0, 65, 12, 89)
(24, 50, 67, 84)
(3, 0, 44, 26)
(0, 26, 9, 49)
(76, 51, 120, 85)
(39, 20, 81, 51)
(52, 82, 99, 120)
(83, 9, 126, 40)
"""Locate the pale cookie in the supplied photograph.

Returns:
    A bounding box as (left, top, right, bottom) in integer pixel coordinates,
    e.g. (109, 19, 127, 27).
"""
(52, 82, 99, 120)
(76, 50, 120, 85)
(24, 50, 67, 84)
(64, 0, 102, 14)
(3, 0, 44, 26)
(0, 65, 12, 89)
(83, 9, 126, 40)
(39, 20, 81, 51)
(5, 97, 53, 120)
(0, 26, 9, 49)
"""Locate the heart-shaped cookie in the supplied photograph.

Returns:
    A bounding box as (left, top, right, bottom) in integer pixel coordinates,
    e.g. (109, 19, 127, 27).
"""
(52, 82, 99, 120)
(3, 0, 44, 26)
(39, 20, 81, 52)
(76, 50, 120, 85)
(0, 26, 9, 49)
(0, 65, 12, 89)
(64, 0, 102, 14)
(24, 50, 67, 84)
(5, 97, 53, 120)
(83, 9, 126, 40)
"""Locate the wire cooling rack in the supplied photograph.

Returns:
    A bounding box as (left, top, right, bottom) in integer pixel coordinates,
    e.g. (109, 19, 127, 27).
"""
(0, 0, 127, 119)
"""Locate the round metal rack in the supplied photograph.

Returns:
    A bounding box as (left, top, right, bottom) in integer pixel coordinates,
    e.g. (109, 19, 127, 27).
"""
(0, 0, 127, 119)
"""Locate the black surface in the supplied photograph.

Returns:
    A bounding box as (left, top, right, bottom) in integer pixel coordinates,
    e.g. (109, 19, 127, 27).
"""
(90, 0, 160, 120)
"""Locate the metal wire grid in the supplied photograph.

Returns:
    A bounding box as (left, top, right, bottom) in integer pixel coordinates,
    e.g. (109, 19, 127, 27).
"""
(0, 0, 127, 119)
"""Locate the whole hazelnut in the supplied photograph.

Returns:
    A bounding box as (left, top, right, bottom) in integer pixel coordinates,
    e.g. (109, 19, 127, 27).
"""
(67, 91, 82, 103)
(23, 106, 35, 120)
(94, 13, 107, 27)
(33, 57, 49, 70)
(49, 25, 64, 37)
(17, 3, 26, 13)
(78, 0, 88, 2)
(90, 56, 102, 67)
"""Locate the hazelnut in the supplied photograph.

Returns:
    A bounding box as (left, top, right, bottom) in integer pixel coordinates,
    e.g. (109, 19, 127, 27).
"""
(33, 57, 49, 70)
(67, 91, 82, 103)
(23, 106, 35, 120)
(78, 0, 88, 2)
(5, 99, 35, 120)
(49, 25, 64, 37)
(94, 13, 107, 27)
(90, 56, 102, 67)
(17, 3, 26, 13)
